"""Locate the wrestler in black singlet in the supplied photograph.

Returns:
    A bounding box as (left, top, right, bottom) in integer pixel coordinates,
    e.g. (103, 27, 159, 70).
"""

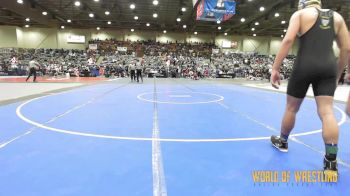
(287, 9, 337, 98)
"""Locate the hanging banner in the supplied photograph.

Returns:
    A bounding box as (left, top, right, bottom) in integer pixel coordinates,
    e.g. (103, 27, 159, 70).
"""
(222, 40, 232, 48)
(205, 0, 236, 14)
(67, 35, 85, 43)
(89, 44, 98, 50)
(196, 0, 236, 22)
(197, 0, 215, 22)
(223, 13, 234, 21)
(117, 47, 128, 52)
(212, 48, 220, 54)
(231, 41, 238, 49)
(193, 0, 199, 7)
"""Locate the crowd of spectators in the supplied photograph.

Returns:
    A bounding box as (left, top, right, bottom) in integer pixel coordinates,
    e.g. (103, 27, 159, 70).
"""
(89, 39, 215, 57)
(0, 48, 99, 77)
(0, 39, 296, 81)
(91, 39, 295, 80)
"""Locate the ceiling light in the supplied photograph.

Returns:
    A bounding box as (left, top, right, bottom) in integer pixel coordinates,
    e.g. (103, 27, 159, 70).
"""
(281, 20, 286, 24)
(67, 19, 72, 23)
(96, 27, 100, 30)
(107, 21, 111, 25)
(216, 20, 221, 24)
(42, 11, 48, 16)
(255, 22, 259, 26)
(17, 0, 23, 4)
(240, 18, 245, 23)
(251, 28, 255, 31)
(89, 13, 94, 18)
(94, 0, 100, 2)
(283, 29, 287, 32)
(259, 7, 265, 12)
(224, 33, 227, 36)
(181, 7, 186, 12)
(274, 13, 280, 17)
(105, 11, 110, 15)
(194, 32, 198, 35)
(25, 24, 30, 28)
(281, 35, 284, 38)
(177, 18, 181, 22)
(130, 3, 135, 9)
(218, 26, 222, 30)
(153, 0, 159, 5)
(61, 26, 65, 29)
(163, 30, 167, 34)
(74, 1, 81, 7)
(146, 23, 150, 27)
(25, 18, 30, 22)
(131, 29, 134, 32)
(134, 16, 139, 20)
(153, 13, 158, 18)
(183, 25, 187, 29)
(253, 34, 257, 37)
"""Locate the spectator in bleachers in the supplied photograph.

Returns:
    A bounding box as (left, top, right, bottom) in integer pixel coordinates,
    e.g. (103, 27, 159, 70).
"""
(0, 40, 296, 81)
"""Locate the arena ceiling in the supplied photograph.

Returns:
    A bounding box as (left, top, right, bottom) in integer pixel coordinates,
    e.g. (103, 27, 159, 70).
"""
(0, 0, 350, 37)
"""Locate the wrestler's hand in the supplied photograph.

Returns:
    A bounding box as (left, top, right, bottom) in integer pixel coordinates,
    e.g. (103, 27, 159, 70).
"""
(271, 69, 281, 89)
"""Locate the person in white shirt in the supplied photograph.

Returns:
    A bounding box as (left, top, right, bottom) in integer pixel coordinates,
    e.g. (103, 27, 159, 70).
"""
(88, 57, 95, 65)
(10, 55, 19, 75)
(26, 57, 40, 82)
(10, 56, 18, 68)
(129, 62, 136, 82)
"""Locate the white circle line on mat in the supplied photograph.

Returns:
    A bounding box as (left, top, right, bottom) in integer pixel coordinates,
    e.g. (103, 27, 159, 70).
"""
(16, 93, 347, 142)
(137, 91, 224, 104)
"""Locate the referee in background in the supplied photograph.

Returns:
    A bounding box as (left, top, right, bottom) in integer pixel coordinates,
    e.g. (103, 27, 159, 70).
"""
(26, 57, 40, 82)
(129, 61, 136, 82)
(136, 59, 143, 83)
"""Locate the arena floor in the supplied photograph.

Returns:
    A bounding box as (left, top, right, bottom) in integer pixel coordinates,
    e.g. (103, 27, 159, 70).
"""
(0, 77, 350, 196)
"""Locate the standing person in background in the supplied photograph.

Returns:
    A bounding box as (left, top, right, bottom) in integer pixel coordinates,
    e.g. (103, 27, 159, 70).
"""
(136, 59, 143, 83)
(270, 0, 350, 176)
(88, 56, 95, 66)
(10, 55, 19, 75)
(129, 61, 136, 82)
(26, 57, 40, 82)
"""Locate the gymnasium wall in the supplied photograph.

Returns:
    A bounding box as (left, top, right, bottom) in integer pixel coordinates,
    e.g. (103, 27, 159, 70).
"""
(0, 26, 18, 48)
(0, 25, 339, 56)
(187, 33, 215, 44)
(16, 27, 58, 49)
(157, 32, 186, 43)
(215, 35, 243, 52)
(56, 29, 92, 50)
(125, 31, 156, 42)
(91, 30, 124, 41)
(216, 35, 299, 55)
